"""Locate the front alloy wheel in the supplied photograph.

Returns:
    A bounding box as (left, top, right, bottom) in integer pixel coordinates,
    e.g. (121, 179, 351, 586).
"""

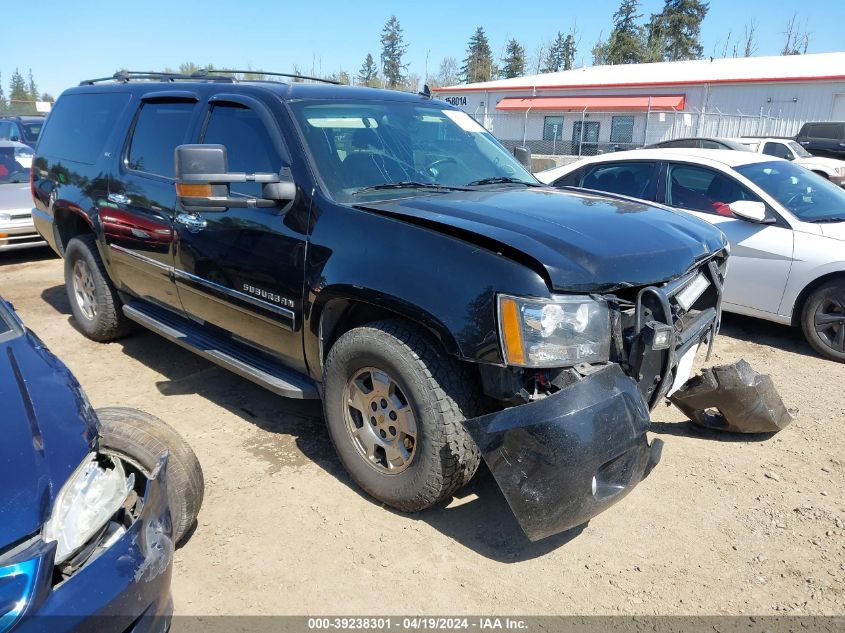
(802, 280, 845, 362)
(344, 367, 417, 473)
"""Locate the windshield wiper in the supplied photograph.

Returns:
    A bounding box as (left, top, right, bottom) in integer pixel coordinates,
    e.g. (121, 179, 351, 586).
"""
(465, 176, 540, 187)
(353, 181, 470, 195)
(810, 217, 845, 223)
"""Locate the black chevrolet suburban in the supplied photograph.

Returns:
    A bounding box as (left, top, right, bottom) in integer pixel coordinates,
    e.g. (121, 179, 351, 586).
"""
(31, 71, 778, 541)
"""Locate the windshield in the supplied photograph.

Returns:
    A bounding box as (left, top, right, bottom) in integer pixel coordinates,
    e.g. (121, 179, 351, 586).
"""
(288, 100, 536, 202)
(735, 160, 845, 222)
(786, 140, 812, 158)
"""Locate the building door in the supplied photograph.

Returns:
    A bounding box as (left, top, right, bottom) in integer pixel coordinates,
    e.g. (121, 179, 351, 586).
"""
(572, 121, 600, 156)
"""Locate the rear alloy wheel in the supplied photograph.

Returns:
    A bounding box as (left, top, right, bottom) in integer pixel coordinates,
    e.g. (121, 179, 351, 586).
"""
(63, 234, 130, 341)
(801, 280, 845, 362)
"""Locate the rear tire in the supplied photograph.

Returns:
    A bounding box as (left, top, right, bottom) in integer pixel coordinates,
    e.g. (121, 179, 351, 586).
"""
(322, 320, 481, 512)
(96, 407, 205, 544)
(801, 279, 845, 362)
(64, 234, 130, 341)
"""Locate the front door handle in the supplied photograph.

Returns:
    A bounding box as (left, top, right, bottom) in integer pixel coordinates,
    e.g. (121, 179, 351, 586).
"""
(107, 193, 131, 206)
(175, 212, 207, 233)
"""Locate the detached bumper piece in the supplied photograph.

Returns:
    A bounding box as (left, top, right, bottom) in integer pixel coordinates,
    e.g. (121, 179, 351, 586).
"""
(669, 359, 793, 434)
(465, 364, 660, 542)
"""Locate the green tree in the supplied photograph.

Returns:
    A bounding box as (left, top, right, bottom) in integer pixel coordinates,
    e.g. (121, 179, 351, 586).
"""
(358, 53, 379, 86)
(648, 0, 709, 61)
(0, 73, 6, 114)
(542, 32, 566, 73)
(380, 15, 408, 89)
(500, 38, 526, 79)
(605, 0, 646, 64)
(561, 33, 577, 70)
(461, 27, 494, 84)
(27, 69, 38, 101)
(9, 69, 30, 114)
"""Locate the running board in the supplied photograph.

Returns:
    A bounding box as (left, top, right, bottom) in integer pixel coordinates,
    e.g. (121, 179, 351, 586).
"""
(123, 301, 319, 399)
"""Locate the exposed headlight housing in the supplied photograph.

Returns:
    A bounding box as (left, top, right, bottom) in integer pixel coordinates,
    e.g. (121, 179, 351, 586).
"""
(498, 293, 611, 367)
(42, 453, 134, 564)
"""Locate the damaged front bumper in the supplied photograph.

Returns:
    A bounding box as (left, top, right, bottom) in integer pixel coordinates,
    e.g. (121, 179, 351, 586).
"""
(669, 359, 794, 433)
(465, 363, 662, 542)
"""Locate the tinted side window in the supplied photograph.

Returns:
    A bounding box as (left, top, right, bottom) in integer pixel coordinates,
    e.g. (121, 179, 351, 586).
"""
(667, 164, 758, 216)
(202, 104, 282, 197)
(762, 142, 792, 160)
(805, 123, 844, 139)
(659, 139, 697, 149)
(37, 93, 131, 164)
(127, 101, 195, 177)
(552, 167, 584, 188)
(581, 162, 655, 199)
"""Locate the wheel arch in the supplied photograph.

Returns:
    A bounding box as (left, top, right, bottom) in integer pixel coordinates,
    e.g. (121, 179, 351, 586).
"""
(791, 270, 845, 326)
(53, 206, 95, 255)
(313, 291, 463, 372)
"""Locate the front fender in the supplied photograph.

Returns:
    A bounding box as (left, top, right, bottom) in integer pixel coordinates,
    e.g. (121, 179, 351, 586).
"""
(303, 200, 550, 378)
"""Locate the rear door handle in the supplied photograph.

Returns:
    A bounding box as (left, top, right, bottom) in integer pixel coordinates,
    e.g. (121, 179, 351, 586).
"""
(175, 212, 207, 233)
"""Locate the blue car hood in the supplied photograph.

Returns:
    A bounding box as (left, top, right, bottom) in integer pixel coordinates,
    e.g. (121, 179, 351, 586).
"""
(360, 187, 728, 292)
(0, 329, 98, 548)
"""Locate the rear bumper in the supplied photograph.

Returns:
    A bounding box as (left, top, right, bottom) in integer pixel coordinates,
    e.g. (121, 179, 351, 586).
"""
(465, 364, 660, 542)
(0, 216, 46, 252)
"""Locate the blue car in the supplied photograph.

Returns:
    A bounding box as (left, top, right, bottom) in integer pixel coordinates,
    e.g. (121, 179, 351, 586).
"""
(0, 298, 203, 632)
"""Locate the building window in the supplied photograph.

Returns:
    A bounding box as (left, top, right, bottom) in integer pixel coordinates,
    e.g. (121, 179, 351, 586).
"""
(610, 116, 635, 144)
(543, 116, 564, 141)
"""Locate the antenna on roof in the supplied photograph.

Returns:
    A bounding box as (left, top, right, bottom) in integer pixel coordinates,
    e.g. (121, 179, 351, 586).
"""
(418, 84, 432, 99)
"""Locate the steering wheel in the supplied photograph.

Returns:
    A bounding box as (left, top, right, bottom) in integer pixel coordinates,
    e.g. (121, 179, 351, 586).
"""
(426, 157, 459, 178)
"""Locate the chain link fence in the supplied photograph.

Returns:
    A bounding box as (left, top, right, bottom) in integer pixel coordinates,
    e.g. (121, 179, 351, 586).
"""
(477, 108, 792, 159)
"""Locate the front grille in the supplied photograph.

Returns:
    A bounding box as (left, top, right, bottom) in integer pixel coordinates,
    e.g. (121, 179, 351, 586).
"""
(617, 254, 726, 406)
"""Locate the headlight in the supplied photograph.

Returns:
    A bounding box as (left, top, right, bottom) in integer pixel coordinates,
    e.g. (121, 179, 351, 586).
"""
(837, 166, 845, 177)
(0, 213, 10, 223)
(42, 453, 134, 564)
(498, 293, 611, 367)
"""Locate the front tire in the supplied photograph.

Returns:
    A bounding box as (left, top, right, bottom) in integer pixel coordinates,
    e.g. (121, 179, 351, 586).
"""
(97, 407, 204, 544)
(801, 279, 845, 362)
(64, 234, 130, 341)
(322, 320, 481, 512)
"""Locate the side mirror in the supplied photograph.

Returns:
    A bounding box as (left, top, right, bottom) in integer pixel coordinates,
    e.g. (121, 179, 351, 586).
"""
(729, 200, 768, 223)
(174, 144, 295, 212)
(513, 145, 532, 169)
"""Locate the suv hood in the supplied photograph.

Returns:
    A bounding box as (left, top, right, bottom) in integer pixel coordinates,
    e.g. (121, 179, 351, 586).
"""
(0, 330, 98, 548)
(360, 188, 726, 292)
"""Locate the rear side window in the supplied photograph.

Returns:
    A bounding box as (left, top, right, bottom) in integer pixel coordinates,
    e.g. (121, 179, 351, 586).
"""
(126, 101, 195, 178)
(802, 123, 844, 140)
(201, 103, 282, 197)
(659, 139, 698, 149)
(581, 162, 655, 199)
(37, 93, 130, 164)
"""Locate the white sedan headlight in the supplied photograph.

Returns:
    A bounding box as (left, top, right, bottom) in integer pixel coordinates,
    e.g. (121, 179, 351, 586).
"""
(498, 294, 611, 367)
(43, 453, 134, 564)
(836, 166, 845, 177)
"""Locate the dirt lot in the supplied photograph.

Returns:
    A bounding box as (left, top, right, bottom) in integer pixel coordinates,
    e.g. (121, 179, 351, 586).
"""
(2, 247, 844, 616)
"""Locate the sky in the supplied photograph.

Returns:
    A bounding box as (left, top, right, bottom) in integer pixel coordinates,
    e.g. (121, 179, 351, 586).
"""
(2, 0, 840, 99)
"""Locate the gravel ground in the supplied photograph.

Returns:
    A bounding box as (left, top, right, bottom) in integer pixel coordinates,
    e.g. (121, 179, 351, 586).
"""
(2, 247, 843, 616)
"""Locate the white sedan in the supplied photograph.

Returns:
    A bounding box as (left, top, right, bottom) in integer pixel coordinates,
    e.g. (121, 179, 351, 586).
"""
(537, 149, 845, 362)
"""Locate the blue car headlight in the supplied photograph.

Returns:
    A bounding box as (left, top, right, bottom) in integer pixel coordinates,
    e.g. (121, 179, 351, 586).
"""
(0, 557, 37, 633)
(42, 453, 134, 565)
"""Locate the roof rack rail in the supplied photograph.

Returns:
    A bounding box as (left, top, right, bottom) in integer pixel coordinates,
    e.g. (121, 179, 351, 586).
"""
(210, 70, 342, 85)
(79, 70, 237, 86)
